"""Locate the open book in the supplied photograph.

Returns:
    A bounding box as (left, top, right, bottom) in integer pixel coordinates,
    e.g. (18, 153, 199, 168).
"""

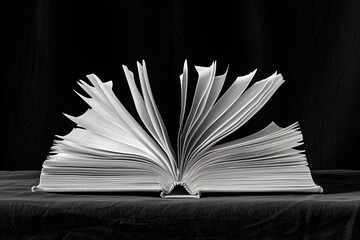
(32, 60, 322, 198)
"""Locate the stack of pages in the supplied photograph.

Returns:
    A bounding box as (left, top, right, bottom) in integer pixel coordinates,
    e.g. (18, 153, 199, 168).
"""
(32, 60, 322, 198)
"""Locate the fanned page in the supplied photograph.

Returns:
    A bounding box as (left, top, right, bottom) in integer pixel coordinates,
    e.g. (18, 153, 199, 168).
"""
(33, 60, 322, 197)
(33, 65, 177, 193)
(182, 122, 322, 194)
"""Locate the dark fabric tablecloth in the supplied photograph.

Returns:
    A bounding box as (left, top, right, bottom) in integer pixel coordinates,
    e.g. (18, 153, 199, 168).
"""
(1, 170, 360, 239)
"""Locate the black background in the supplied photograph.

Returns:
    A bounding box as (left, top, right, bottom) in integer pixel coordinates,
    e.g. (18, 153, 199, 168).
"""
(2, 0, 360, 170)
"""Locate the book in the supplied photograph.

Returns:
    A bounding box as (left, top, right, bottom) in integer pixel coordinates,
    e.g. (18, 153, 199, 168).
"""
(32, 60, 323, 198)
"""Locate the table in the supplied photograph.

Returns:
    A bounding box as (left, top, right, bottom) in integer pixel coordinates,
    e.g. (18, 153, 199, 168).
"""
(1, 170, 360, 239)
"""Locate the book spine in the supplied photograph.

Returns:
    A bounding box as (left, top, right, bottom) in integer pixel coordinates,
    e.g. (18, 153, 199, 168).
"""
(160, 182, 201, 198)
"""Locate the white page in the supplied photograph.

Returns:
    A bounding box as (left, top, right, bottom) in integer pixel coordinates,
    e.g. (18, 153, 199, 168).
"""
(179, 63, 216, 164)
(137, 61, 177, 173)
(122, 65, 158, 142)
(177, 60, 188, 169)
(181, 66, 228, 164)
(184, 70, 257, 158)
(186, 74, 273, 163)
(73, 74, 175, 178)
(182, 122, 306, 182)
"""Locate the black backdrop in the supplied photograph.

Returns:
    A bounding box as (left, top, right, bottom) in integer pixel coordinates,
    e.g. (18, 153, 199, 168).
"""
(2, 0, 360, 170)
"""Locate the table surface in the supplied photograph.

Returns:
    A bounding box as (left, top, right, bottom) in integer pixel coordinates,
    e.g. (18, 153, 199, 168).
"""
(1, 170, 360, 239)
